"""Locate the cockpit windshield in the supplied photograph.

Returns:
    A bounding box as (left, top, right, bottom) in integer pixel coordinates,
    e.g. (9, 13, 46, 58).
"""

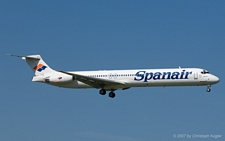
(201, 70, 210, 74)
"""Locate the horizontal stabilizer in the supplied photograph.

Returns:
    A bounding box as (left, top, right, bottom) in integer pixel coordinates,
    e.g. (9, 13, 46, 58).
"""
(7, 54, 40, 60)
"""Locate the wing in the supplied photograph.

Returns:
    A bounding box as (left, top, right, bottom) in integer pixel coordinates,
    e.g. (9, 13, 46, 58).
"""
(58, 71, 127, 89)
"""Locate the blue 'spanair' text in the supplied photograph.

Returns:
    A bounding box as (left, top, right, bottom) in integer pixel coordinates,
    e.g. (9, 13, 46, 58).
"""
(134, 70, 192, 82)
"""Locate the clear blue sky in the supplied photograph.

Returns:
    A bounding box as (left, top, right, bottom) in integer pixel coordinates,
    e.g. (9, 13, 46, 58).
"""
(1, 1, 224, 141)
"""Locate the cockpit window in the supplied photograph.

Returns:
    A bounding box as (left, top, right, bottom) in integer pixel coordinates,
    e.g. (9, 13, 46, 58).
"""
(201, 70, 210, 74)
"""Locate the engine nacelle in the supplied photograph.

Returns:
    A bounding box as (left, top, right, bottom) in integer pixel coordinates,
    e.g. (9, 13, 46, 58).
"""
(45, 75, 74, 83)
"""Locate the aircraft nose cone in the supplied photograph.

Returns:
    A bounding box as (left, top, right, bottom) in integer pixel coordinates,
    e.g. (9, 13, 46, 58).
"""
(215, 76, 220, 83)
(212, 75, 220, 84)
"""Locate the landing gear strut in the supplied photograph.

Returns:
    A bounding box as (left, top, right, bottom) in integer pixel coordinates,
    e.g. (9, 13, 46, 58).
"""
(206, 85, 211, 92)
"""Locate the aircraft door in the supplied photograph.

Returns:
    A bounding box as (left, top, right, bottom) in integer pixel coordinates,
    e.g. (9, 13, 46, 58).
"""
(194, 72, 198, 79)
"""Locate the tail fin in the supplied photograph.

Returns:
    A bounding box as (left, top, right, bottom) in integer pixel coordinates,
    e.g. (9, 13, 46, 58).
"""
(24, 55, 55, 76)
(8, 54, 55, 76)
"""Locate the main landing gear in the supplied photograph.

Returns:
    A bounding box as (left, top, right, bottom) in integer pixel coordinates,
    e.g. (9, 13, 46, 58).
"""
(109, 91, 115, 98)
(99, 89, 116, 98)
(206, 85, 211, 92)
(99, 89, 106, 95)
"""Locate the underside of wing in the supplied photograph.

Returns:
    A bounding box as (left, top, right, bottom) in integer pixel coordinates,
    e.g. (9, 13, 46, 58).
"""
(58, 71, 127, 89)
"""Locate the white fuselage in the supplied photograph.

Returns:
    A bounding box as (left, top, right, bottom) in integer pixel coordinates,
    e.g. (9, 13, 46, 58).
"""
(37, 68, 219, 90)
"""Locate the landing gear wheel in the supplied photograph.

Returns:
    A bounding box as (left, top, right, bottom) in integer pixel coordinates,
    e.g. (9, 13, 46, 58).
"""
(206, 85, 211, 92)
(109, 92, 115, 98)
(99, 89, 106, 95)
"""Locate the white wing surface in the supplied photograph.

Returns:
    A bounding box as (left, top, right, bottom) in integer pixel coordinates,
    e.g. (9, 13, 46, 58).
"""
(58, 71, 127, 89)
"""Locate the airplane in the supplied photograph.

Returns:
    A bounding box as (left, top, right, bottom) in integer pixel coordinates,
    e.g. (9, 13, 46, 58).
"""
(8, 54, 220, 98)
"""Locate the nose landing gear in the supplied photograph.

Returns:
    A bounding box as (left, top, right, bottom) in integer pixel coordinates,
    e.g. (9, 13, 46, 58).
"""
(206, 85, 211, 92)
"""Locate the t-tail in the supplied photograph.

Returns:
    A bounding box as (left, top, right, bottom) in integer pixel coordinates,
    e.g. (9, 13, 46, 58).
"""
(8, 54, 74, 84)
(8, 54, 55, 76)
(24, 55, 55, 76)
